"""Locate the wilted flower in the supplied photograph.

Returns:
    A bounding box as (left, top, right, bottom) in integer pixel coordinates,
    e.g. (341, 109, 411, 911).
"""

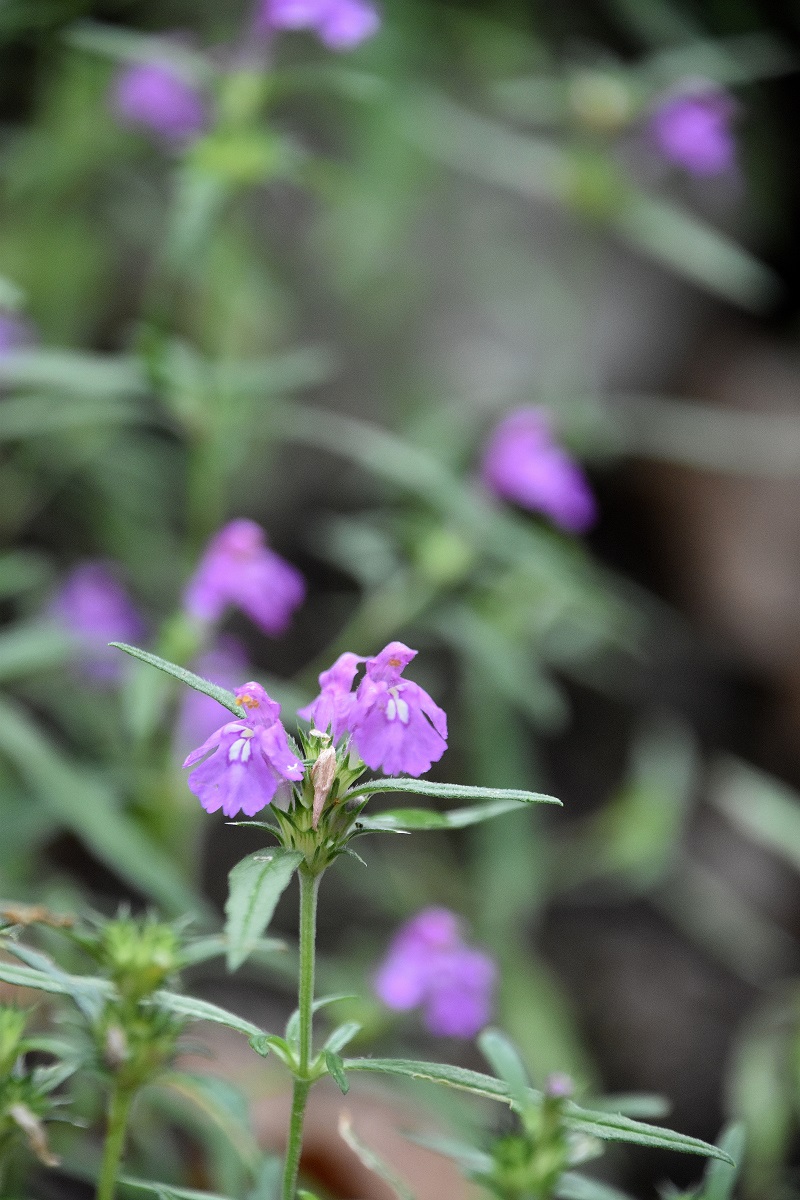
(183, 519, 305, 637)
(50, 561, 146, 684)
(184, 682, 304, 817)
(0, 312, 36, 355)
(175, 637, 250, 759)
(375, 907, 495, 1038)
(480, 407, 597, 534)
(649, 84, 736, 177)
(256, 0, 380, 49)
(111, 46, 209, 145)
(297, 651, 364, 742)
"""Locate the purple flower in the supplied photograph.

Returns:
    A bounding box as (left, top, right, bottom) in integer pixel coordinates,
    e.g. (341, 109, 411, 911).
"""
(50, 562, 146, 685)
(111, 47, 209, 146)
(175, 637, 250, 760)
(256, 0, 380, 49)
(649, 85, 736, 177)
(183, 682, 304, 817)
(375, 907, 495, 1038)
(480, 407, 597, 533)
(0, 312, 36, 356)
(297, 651, 364, 741)
(350, 642, 448, 777)
(183, 519, 305, 637)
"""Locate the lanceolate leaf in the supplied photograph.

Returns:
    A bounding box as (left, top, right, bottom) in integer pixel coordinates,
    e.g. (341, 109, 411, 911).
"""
(478, 1028, 531, 1112)
(342, 1059, 733, 1163)
(120, 1177, 233, 1200)
(110, 643, 245, 718)
(556, 1173, 636, 1200)
(224, 849, 303, 971)
(286, 995, 356, 1049)
(345, 777, 560, 807)
(338, 1113, 416, 1200)
(325, 1050, 349, 1095)
(150, 991, 266, 1040)
(356, 798, 552, 832)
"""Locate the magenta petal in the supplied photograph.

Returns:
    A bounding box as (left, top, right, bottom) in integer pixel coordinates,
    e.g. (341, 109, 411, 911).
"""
(182, 720, 246, 769)
(258, 724, 305, 781)
(374, 950, 429, 1011)
(366, 641, 417, 684)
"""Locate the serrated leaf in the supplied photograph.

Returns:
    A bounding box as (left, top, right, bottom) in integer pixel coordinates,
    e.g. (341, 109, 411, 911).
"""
(224, 849, 303, 971)
(325, 1050, 349, 1095)
(324, 1021, 362, 1054)
(151, 991, 266, 1040)
(478, 1028, 530, 1112)
(339, 1112, 415, 1200)
(556, 1172, 636, 1200)
(345, 777, 560, 807)
(286, 994, 356, 1049)
(342, 1059, 733, 1163)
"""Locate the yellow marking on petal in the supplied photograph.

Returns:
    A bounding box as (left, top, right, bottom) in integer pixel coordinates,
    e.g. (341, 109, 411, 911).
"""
(238, 692, 260, 709)
(388, 657, 402, 667)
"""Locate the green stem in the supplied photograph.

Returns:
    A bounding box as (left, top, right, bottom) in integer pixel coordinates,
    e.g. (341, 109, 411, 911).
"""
(281, 866, 321, 1200)
(96, 1083, 134, 1200)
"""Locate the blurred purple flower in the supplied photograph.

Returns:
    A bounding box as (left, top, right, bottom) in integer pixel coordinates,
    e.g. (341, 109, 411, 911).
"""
(183, 682, 304, 817)
(375, 907, 495, 1038)
(111, 47, 209, 145)
(649, 85, 736, 177)
(256, 0, 380, 49)
(480, 407, 597, 534)
(349, 641, 448, 776)
(297, 651, 365, 741)
(50, 561, 146, 685)
(183, 519, 305, 637)
(0, 312, 36, 355)
(175, 637, 250, 760)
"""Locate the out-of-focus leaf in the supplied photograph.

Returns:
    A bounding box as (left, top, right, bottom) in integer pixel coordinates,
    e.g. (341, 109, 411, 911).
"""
(0, 551, 51, 599)
(285, 995, 355, 1049)
(478, 1028, 531, 1112)
(111, 643, 245, 719)
(66, 21, 215, 84)
(711, 756, 800, 876)
(246, 1158, 282, 1200)
(346, 778, 560, 807)
(323, 1021, 362, 1054)
(0, 396, 145, 442)
(180, 935, 286, 968)
(556, 1173, 636, 1200)
(157, 1073, 261, 1173)
(119, 1178, 233, 1200)
(338, 1112, 415, 1200)
(0, 623, 75, 681)
(0, 695, 209, 920)
(224, 849, 303, 971)
(728, 1001, 792, 1197)
(7, 942, 106, 1021)
(0, 351, 146, 396)
(403, 1132, 493, 1175)
(697, 1123, 745, 1200)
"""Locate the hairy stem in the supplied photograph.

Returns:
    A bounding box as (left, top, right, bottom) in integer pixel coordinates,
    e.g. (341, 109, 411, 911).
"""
(281, 865, 321, 1200)
(96, 1083, 134, 1200)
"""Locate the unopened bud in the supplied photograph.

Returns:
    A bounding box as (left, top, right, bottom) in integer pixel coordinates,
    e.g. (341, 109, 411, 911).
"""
(9, 1103, 60, 1168)
(544, 1071, 574, 1099)
(104, 1025, 128, 1070)
(311, 747, 337, 829)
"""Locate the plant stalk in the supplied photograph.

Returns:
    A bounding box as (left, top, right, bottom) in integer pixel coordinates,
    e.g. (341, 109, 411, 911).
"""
(282, 865, 321, 1200)
(96, 1083, 134, 1200)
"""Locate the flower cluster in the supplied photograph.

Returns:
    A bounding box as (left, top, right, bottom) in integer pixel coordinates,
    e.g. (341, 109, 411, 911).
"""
(50, 562, 145, 685)
(112, 50, 209, 146)
(184, 682, 304, 817)
(480, 407, 597, 534)
(183, 519, 305, 637)
(649, 84, 736, 177)
(300, 641, 448, 777)
(374, 907, 495, 1038)
(256, 0, 380, 50)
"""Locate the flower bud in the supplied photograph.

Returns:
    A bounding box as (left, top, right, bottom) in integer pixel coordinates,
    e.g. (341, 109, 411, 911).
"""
(104, 1025, 129, 1071)
(9, 1103, 60, 1167)
(311, 746, 337, 828)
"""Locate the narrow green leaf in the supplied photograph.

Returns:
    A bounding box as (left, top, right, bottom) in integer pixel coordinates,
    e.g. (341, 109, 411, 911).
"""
(0, 623, 75, 682)
(248, 1035, 296, 1068)
(403, 1132, 493, 1175)
(586, 1094, 670, 1119)
(356, 797, 550, 832)
(338, 1112, 416, 1200)
(157, 1073, 261, 1173)
(324, 1021, 362, 1054)
(556, 1173, 636, 1200)
(224, 849, 302, 971)
(8, 943, 107, 1021)
(0, 695, 211, 919)
(478, 1028, 531, 1112)
(180, 935, 286, 968)
(342, 1059, 733, 1163)
(325, 1050, 349, 1095)
(0, 396, 145, 441)
(151, 991, 266, 1040)
(698, 1123, 744, 1200)
(345, 777, 560, 807)
(285, 994, 356, 1049)
(247, 1157, 282, 1200)
(120, 1177, 233, 1200)
(111, 643, 245, 718)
